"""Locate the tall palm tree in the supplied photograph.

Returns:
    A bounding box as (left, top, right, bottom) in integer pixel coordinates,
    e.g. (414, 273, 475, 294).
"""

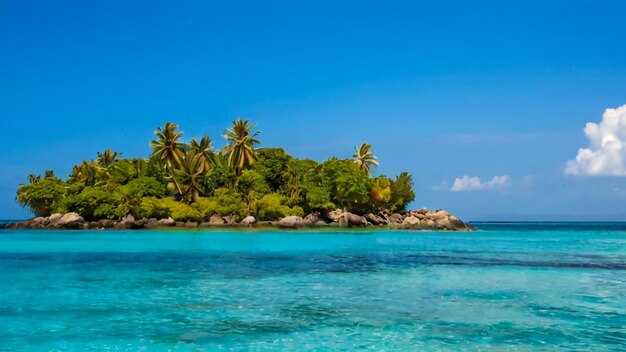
(172, 151, 206, 203)
(190, 135, 215, 171)
(150, 122, 185, 168)
(96, 149, 122, 168)
(28, 174, 41, 184)
(222, 118, 261, 175)
(352, 143, 379, 176)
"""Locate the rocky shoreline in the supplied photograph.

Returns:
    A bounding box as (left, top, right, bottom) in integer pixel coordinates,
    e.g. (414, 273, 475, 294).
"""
(1, 208, 474, 231)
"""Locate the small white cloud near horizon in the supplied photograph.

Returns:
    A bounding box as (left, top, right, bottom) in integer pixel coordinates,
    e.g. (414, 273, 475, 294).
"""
(434, 175, 511, 192)
(451, 175, 511, 192)
(566, 104, 626, 176)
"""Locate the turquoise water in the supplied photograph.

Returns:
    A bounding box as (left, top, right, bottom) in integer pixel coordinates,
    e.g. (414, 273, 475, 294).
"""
(0, 223, 625, 351)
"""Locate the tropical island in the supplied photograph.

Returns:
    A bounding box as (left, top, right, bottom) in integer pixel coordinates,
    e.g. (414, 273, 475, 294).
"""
(4, 119, 472, 231)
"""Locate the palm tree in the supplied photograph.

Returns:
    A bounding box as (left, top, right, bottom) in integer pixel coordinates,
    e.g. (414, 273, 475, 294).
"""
(353, 143, 379, 176)
(96, 149, 121, 168)
(69, 161, 98, 186)
(190, 135, 215, 171)
(150, 122, 185, 168)
(28, 174, 41, 184)
(44, 170, 55, 179)
(172, 151, 206, 203)
(222, 118, 261, 175)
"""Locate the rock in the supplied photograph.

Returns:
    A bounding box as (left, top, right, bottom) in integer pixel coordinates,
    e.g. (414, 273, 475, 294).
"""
(388, 213, 403, 224)
(435, 217, 451, 230)
(198, 222, 212, 228)
(427, 210, 449, 221)
(116, 214, 136, 229)
(314, 220, 329, 226)
(88, 221, 100, 229)
(240, 216, 256, 226)
(56, 212, 84, 229)
(327, 209, 344, 222)
(223, 215, 237, 225)
(31, 217, 47, 225)
(48, 213, 63, 225)
(132, 218, 148, 229)
(448, 216, 468, 230)
(144, 218, 159, 229)
(338, 212, 367, 228)
(303, 212, 325, 226)
(184, 221, 198, 228)
(402, 215, 421, 229)
(97, 219, 116, 229)
(364, 213, 386, 226)
(15, 221, 31, 229)
(209, 214, 226, 225)
(156, 217, 175, 227)
(420, 219, 435, 230)
(277, 216, 305, 229)
(175, 221, 186, 227)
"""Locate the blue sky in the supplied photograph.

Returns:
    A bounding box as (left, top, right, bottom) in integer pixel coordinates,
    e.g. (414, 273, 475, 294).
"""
(2, 0, 626, 220)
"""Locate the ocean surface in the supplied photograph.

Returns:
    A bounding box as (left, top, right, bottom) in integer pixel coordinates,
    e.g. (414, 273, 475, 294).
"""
(0, 223, 625, 351)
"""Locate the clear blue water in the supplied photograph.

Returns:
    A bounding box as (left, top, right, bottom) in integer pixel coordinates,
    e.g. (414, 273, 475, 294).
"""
(0, 223, 625, 351)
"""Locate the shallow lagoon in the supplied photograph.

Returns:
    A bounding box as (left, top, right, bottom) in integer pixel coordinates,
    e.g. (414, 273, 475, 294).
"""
(1, 223, 625, 350)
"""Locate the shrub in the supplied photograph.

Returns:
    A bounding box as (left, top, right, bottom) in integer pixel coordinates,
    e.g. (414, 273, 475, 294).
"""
(256, 193, 303, 220)
(137, 197, 200, 221)
(212, 188, 247, 219)
(194, 198, 219, 220)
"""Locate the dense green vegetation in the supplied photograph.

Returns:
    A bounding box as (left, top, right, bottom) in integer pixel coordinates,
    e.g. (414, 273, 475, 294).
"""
(16, 119, 415, 221)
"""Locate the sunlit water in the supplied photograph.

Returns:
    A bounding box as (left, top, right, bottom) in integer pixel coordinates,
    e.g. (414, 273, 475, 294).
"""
(0, 223, 625, 351)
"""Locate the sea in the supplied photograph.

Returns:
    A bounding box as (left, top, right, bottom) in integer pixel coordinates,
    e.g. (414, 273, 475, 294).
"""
(0, 222, 624, 351)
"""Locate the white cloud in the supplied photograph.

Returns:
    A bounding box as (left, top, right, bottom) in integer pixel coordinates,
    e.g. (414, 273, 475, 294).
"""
(566, 104, 626, 176)
(449, 175, 511, 192)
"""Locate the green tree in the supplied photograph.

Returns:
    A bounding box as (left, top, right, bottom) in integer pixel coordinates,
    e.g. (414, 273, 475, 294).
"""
(281, 158, 318, 206)
(252, 148, 292, 191)
(369, 176, 392, 209)
(172, 151, 206, 203)
(389, 172, 415, 212)
(203, 162, 237, 195)
(68, 161, 100, 186)
(222, 118, 261, 175)
(190, 135, 215, 171)
(352, 143, 379, 176)
(58, 186, 119, 220)
(124, 176, 166, 198)
(150, 122, 185, 168)
(235, 169, 270, 214)
(96, 149, 122, 168)
(16, 178, 66, 216)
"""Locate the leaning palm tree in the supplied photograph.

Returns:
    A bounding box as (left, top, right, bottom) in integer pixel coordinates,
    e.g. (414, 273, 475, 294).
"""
(222, 118, 261, 175)
(150, 122, 185, 168)
(190, 135, 215, 171)
(352, 143, 379, 176)
(172, 151, 206, 203)
(96, 149, 121, 168)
